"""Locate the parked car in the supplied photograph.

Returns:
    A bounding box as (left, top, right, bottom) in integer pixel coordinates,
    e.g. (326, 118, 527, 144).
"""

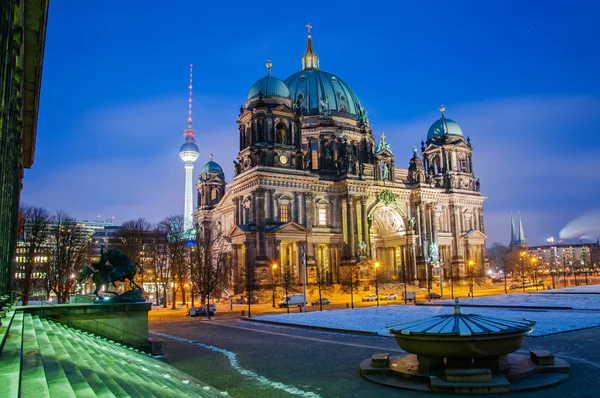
(278, 294, 306, 308)
(362, 295, 378, 302)
(381, 293, 398, 300)
(310, 298, 331, 306)
(187, 305, 215, 317)
(509, 284, 520, 290)
(402, 292, 416, 301)
(424, 292, 441, 299)
(536, 280, 545, 286)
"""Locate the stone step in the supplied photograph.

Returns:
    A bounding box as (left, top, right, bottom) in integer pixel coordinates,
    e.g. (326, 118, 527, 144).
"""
(77, 333, 206, 397)
(58, 324, 157, 398)
(0, 311, 24, 397)
(31, 316, 77, 398)
(70, 329, 224, 397)
(45, 320, 117, 398)
(0, 308, 16, 354)
(41, 320, 99, 398)
(20, 314, 50, 398)
(42, 319, 129, 398)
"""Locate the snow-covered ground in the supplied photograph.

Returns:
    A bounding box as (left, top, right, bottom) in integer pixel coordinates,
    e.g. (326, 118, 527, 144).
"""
(256, 285, 600, 337)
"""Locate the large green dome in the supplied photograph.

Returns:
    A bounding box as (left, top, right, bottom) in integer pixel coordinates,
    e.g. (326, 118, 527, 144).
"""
(427, 117, 464, 141)
(247, 75, 290, 100)
(284, 69, 363, 118)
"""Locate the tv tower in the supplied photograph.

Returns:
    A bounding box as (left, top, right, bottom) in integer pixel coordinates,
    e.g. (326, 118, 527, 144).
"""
(179, 64, 200, 230)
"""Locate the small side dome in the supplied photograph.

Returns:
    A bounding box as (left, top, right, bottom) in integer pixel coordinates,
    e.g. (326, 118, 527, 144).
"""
(247, 75, 290, 100)
(199, 160, 225, 179)
(427, 117, 464, 142)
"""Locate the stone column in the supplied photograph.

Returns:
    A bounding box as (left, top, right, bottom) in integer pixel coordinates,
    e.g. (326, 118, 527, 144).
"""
(341, 198, 350, 257)
(347, 195, 356, 259)
(233, 197, 240, 225)
(360, 197, 370, 257)
(305, 192, 314, 231)
(298, 192, 305, 226)
(479, 207, 485, 233)
(431, 204, 438, 243)
(293, 192, 299, 223)
(256, 189, 266, 257)
(273, 195, 279, 222)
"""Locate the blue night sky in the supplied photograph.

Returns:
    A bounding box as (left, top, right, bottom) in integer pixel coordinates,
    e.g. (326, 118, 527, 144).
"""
(21, 0, 600, 246)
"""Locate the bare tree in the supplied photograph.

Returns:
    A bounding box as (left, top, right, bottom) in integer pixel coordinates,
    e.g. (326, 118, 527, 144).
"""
(488, 242, 511, 293)
(16, 205, 53, 305)
(236, 262, 259, 317)
(144, 226, 167, 306)
(311, 261, 334, 311)
(115, 217, 153, 288)
(190, 218, 231, 319)
(279, 261, 298, 314)
(47, 211, 90, 303)
(158, 215, 188, 309)
(340, 265, 361, 309)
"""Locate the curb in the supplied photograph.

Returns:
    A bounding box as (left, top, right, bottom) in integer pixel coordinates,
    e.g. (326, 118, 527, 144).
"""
(241, 317, 380, 336)
(415, 303, 573, 310)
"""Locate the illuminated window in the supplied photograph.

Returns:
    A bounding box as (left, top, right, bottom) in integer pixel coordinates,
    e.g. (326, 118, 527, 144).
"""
(280, 204, 289, 222)
(318, 208, 327, 225)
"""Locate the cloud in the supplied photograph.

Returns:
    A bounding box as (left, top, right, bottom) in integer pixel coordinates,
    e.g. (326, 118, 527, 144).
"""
(559, 209, 600, 241)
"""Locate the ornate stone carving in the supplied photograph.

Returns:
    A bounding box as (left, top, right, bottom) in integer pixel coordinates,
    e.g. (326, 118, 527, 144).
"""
(376, 190, 397, 207)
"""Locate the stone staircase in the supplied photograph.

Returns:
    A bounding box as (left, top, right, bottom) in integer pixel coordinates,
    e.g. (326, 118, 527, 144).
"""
(0, 307, 226, 397)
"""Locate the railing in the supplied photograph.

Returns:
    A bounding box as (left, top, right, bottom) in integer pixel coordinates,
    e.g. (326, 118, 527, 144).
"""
(36, 300, 149, 348)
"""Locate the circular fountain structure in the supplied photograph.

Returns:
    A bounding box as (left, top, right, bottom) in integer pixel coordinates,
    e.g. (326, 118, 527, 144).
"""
(360, 299, 571, 394)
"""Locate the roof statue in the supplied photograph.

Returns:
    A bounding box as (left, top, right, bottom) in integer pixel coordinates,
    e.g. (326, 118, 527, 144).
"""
(375, 131, 392, 153)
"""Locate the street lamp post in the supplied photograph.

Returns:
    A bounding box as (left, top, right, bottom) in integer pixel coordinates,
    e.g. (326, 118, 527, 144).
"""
(468, 260, 474, 297)
(532, 257, 538, 291)
(520, 251, 526, 293)
(375, 262, 380, 307)
(273, 265, 278, 308)
(547, 237, 557, 289)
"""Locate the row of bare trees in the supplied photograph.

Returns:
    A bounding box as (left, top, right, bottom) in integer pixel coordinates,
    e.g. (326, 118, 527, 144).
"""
(17, 205, 90, 305)
(17, 206, 231, 307)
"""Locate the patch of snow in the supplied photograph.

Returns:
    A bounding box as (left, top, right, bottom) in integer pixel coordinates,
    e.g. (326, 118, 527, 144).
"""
(257, 286, 600, 337)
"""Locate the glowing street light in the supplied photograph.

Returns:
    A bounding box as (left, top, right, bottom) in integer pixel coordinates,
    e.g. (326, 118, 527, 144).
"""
(468, 260, 474, 297)
(375, 262, 380, 307)
(272, 263, 278, 308)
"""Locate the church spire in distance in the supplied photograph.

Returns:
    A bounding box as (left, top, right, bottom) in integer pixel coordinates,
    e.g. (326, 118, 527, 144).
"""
(302, 23, 320, 71)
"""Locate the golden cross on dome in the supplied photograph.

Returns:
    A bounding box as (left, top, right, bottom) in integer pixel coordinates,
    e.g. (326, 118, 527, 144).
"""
(306, 22, 312, 36)
(439, 103, 445, 115)
(266, 59, 272, 75)
(210, 153, 213, 160)
(380, 131, 386, 143)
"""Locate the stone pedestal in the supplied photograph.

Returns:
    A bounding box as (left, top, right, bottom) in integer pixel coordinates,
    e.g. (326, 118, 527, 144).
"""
(20, 302, 151, 349)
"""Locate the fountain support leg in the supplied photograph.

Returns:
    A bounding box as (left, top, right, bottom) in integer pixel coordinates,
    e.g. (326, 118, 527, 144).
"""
(474, 354, 510, 372)
(417, 356, 445, 373)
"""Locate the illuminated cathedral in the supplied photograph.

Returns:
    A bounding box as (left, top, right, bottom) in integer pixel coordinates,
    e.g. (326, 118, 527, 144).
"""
(194, 26, 487, 290)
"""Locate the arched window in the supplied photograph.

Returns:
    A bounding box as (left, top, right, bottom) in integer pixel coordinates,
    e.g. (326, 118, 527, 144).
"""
(280, 204, 290, 222)
(276, 123, 286, 144)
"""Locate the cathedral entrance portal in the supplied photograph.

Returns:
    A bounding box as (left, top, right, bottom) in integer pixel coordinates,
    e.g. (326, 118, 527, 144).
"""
(368, 205, 416, 282)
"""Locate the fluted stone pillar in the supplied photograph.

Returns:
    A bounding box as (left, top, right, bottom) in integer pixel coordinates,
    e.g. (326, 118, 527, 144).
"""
(347, 195, 356, 259)
(360, 196, 370, 257)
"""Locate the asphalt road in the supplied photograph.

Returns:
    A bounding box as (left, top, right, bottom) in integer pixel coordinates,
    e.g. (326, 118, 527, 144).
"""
(150, 318, 600, 398)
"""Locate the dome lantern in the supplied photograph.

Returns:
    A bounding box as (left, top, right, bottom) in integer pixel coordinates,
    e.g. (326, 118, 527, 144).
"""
(302, 22, 319, 71)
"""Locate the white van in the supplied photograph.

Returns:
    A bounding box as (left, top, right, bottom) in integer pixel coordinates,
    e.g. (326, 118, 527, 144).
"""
(278, 294, 306, 308)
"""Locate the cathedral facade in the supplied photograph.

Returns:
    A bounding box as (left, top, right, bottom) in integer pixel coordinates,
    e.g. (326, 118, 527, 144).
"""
(194, 30, 487, 290)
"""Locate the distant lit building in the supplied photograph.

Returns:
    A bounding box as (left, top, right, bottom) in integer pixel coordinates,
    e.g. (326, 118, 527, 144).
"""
(527, 243, 598, 273)
(89, 225, 121, 262)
